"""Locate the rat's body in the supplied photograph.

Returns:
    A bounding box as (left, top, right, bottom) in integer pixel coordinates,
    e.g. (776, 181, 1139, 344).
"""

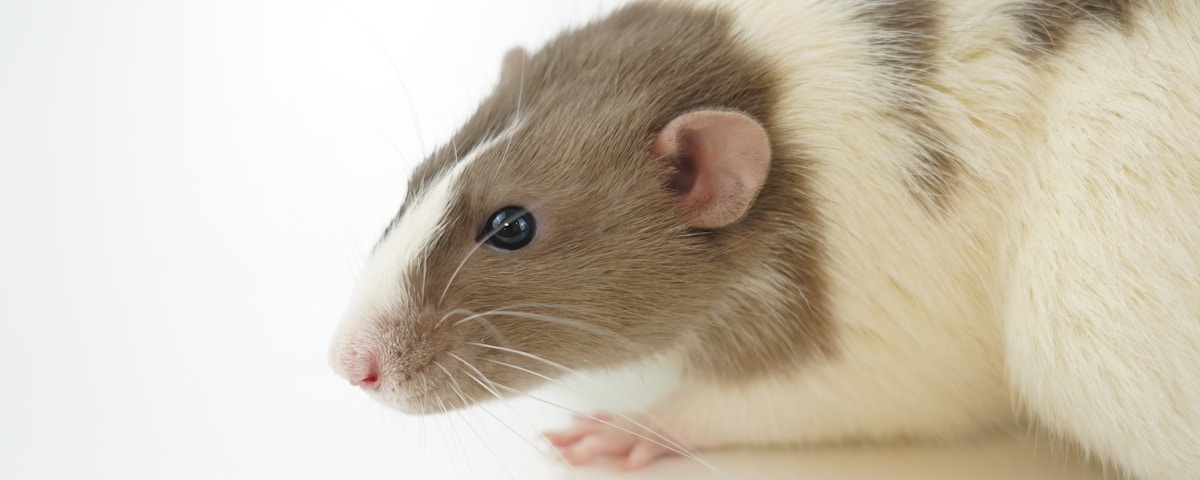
(330, 0, 1200, 478)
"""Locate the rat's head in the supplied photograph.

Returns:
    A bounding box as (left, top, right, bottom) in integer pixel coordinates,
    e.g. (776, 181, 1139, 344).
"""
(329, 3, 780, 413)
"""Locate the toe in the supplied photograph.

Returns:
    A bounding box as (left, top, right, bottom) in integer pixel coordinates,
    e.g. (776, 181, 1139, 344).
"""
(544, 429, 588, 447)
(562, 432, 634, 465)
(543, 411, 684, 470)
(621, 439, 672, 471)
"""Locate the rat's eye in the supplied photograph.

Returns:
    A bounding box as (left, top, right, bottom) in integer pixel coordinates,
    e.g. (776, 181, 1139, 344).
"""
(481, 206, 536, 250)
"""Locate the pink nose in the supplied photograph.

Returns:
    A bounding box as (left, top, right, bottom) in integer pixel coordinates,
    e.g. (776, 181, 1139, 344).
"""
(334, 347, 381, 391)
(351, 369, 379, 390)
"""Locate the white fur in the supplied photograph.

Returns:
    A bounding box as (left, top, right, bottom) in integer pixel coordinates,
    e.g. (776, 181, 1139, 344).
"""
(642, 1, 1200, 478)
(333, 121, 522, 345)
(1003, 11, 1200, 476)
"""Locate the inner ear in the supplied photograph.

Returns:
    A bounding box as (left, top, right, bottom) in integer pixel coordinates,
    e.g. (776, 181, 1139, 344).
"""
(651, 110, 772, 229)
(668, 152, 698, 195)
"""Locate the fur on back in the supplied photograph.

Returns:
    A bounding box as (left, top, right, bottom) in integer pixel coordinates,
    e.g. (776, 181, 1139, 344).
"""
(654, 0, 1200, 477)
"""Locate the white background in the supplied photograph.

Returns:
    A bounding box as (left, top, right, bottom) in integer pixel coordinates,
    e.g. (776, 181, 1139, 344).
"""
(0, 1, 1105, 479)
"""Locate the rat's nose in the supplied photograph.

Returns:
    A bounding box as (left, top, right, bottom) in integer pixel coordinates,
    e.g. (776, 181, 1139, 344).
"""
(350, 367, 379, 390)
(331, 345, 381, 391)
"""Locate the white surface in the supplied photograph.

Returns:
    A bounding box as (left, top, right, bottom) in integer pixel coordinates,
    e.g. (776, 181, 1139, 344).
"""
(0, 1, 1105, 479)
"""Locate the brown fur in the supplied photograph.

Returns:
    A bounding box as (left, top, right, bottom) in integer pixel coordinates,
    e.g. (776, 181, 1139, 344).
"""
(858, 0, 960, 211)
(1012, 0, 1135, 57)
(858, 0, 1139, 211)
(380, 2, 834, 409)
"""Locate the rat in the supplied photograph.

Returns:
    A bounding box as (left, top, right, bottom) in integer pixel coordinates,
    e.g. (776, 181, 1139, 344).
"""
(329, 0, 1200, 478)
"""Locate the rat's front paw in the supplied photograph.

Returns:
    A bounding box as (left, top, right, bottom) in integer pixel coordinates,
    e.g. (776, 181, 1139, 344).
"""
(544, 412, 681, 471)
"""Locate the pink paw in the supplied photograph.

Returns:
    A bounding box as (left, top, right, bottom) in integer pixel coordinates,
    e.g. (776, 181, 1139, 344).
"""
(544, 413, 680, 471)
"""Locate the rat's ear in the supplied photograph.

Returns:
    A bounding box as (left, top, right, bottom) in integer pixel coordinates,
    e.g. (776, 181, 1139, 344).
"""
(651, 110, 771, 229)
(499, 47, 529, 84)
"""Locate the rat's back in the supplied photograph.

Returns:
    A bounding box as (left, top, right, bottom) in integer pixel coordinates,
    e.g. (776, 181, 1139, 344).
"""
(669, 0, 1200, 477)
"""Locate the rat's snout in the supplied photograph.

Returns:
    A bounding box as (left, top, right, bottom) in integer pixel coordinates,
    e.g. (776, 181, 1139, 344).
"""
(346, 360, 380, 391)
(331, 343, 381, 391)
(329, 306, 467, 412)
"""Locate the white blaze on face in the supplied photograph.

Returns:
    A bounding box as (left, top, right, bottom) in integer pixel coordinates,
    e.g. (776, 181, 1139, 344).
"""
(334, 122, 523, 344)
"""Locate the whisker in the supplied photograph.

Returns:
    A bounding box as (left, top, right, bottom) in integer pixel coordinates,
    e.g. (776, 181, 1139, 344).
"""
(438, 355, 542, 437)
(459, 309, 636, 351)
(437, 234, 498, 304)
(435, 308, 469, 330)
(446, 408, 478, 480)
(444, 309, 512, 348)
(437, 206, 546, 304)
(452, 365, 576, 469)
(435, 361, 517, 480)
(469, 342, 729, 475)
(357, 109, 410, 166)
(481, 358, 692, 461)
(468, 342, 712, 468)
(432, 397, 464, 479)
(466, 342, 580, 378)
(436, 193, 565, 305)
(487, 380, 738, 480)
(451, 302, 614, 326)
(479, 302, 607, 316)
(341, 7, 426, 157)
(447, 352, 502, 396)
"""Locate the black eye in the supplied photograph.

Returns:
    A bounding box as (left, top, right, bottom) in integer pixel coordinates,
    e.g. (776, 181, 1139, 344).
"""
(481, 206, 536, 250)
